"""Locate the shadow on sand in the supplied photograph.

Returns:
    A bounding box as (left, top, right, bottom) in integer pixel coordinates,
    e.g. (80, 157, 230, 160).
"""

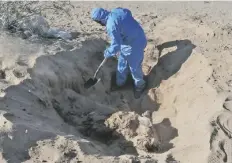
(147, 39, 196, 89)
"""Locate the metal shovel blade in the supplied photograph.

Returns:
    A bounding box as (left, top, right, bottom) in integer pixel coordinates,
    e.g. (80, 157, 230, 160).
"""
(84, 78, 98, 89)
(84, 58, 107, 89)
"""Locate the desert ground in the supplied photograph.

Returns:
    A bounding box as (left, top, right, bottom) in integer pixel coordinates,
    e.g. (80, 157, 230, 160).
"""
(0, 1, 232, 163)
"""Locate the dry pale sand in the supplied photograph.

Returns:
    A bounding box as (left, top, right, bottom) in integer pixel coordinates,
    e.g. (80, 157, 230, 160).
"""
(0, 1, 232, 163)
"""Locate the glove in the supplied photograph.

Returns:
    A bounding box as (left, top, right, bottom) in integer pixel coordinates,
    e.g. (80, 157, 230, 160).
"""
(104, 49, 112, 58)
(104, 50, 120, 59)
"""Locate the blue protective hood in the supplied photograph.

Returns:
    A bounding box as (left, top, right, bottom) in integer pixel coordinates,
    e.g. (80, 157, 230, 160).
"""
(91, 8, 110, 25)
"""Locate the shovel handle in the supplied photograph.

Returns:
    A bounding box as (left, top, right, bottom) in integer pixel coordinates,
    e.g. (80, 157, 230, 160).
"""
(93, 58, 107, 78)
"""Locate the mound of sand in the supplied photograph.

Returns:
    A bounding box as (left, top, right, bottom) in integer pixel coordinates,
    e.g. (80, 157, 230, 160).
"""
(105, 111, 161, 152)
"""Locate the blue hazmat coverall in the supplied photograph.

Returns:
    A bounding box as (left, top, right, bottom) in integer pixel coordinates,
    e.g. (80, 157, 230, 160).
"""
(91, 8, 147, 90)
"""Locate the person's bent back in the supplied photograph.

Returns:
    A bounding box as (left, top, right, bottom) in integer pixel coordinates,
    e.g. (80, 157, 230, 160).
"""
(109, 8, 147, 46)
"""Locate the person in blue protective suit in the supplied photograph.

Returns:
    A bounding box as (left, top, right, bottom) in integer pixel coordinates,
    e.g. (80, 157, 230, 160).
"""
(91, 7, 147, 98)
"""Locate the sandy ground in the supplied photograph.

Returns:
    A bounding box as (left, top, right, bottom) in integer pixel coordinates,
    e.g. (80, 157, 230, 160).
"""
(0, 1, 232, 163)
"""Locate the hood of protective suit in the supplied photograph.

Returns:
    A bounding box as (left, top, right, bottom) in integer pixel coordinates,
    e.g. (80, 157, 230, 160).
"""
(91, 8, 110, 25)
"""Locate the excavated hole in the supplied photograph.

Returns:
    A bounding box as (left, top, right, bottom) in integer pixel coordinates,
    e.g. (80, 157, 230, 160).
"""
(0, 32, 162, 163)
(27, 37, 158, 155)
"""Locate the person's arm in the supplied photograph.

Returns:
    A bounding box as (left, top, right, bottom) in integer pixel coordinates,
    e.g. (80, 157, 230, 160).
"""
(104, 20, 121, 58)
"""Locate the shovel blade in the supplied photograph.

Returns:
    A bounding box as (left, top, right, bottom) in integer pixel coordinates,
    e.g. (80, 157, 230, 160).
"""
(84, 78, 98, 89)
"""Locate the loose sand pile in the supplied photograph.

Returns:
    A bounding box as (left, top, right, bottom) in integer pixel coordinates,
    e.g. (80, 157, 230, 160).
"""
(0, 1, 232, 163)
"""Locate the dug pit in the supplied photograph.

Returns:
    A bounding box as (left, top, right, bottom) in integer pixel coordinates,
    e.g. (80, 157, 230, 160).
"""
(0, 34, 162, 162)
(28, 36, 162, 154)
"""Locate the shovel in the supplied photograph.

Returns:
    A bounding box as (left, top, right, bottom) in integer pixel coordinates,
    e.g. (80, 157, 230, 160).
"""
(84, 58, 107, 89)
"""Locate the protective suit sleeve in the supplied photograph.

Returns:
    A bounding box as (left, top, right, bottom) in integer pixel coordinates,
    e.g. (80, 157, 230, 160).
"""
(104, 21, 121, 58)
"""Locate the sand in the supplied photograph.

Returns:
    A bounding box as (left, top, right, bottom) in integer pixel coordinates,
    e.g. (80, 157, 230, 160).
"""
(0, 1, 231, 163)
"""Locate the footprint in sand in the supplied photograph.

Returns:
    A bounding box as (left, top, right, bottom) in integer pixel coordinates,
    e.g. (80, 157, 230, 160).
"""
(13, 69, 26, 78)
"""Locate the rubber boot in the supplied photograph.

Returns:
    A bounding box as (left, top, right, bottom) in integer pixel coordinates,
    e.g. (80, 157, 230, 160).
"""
(133, 76, 148, 99)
